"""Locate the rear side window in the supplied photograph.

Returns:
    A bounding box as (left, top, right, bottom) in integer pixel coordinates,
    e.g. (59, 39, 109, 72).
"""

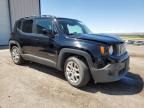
(22, 20, 33, 33)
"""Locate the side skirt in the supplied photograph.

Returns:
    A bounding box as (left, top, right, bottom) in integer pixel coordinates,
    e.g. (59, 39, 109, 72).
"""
(21, 54, 56, 68)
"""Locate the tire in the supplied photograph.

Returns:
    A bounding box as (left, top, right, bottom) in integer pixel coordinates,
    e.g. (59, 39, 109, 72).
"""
(64, 57, 90, 88)
(10, 46, 24, 65)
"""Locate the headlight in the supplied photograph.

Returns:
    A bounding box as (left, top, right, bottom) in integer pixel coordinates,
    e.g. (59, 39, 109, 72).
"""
(100, 45, 113, 56)
(109, 45, 113, 55)
(117, 43, 126, 55)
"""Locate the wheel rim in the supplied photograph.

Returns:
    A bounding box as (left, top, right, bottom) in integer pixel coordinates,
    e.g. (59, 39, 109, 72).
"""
(11, 47, 20, 63)
(66, 61, 80, 83)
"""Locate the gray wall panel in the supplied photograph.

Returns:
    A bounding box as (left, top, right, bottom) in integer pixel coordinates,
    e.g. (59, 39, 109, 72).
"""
(0, 0, 11, 45)
(0, 0, 40, 45)
(9, 0, 40, 27)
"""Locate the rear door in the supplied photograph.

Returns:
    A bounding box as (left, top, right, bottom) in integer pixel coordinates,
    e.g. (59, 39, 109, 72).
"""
(18, 19, 35, 54)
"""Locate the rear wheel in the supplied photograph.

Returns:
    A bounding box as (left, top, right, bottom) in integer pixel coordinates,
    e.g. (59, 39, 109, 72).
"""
(64, 57, 90, 88)
(11, 46, 24, 65)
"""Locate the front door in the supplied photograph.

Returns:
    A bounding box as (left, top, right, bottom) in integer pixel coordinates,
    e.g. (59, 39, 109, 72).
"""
(32, 18, 57, 62)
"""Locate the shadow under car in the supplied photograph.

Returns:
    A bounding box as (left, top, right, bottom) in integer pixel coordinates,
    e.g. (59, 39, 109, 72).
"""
(23, 62, 144, 96)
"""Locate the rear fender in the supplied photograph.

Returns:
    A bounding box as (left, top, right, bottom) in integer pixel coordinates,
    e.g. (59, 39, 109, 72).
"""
(9, 40, 22, 54)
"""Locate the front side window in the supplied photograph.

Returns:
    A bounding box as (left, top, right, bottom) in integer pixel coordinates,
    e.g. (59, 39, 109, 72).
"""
(36, 19, 52, 34)
(22, 20, 33, 33)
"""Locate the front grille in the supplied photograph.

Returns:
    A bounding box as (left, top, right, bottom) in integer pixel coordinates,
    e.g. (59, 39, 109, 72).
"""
(114, 43, 126, 56)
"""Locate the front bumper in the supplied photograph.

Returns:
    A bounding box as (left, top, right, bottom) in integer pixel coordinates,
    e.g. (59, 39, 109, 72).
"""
(91, 57, 129, 83)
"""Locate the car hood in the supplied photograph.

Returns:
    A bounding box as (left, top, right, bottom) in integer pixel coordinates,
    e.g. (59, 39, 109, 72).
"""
(70, 34, 124, 44)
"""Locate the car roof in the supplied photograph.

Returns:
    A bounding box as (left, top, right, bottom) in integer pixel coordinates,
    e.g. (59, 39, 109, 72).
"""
(17, 15, 78, 22)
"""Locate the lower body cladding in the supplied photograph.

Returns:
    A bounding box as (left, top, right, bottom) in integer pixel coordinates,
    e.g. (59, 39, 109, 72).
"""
(91, 57, 129, 83)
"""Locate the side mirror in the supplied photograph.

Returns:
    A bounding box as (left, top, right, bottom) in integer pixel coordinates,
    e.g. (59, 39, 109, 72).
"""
(42, 29, 54, 37)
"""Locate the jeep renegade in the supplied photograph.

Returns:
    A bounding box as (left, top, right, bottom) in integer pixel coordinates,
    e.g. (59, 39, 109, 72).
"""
(9, 15, 129, 87)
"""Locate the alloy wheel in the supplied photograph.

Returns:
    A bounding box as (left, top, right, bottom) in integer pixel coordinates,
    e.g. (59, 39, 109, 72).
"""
(66, 61, 80, 83)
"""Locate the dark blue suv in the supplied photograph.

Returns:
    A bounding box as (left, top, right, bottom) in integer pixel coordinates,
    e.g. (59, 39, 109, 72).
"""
(9, 15, 129, 87)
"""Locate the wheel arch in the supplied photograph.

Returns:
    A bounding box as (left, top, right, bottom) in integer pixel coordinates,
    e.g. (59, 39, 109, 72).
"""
(9, 40, 22, 54)
(57, 48, 94, 72)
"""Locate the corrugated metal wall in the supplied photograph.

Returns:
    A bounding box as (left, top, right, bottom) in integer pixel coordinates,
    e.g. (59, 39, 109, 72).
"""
(0, 0, 40, 45)
(9, 0, 40, 27)
(0, 0, 11, 45)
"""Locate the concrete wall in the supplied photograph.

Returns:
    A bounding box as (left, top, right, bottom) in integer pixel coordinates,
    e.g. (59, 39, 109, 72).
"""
(0, 0, 11, 45)
(9, 0, 40, 28)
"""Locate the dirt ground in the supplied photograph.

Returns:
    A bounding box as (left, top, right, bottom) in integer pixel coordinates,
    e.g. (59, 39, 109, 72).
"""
(126, 45, 144, 57)
(0, 46, 144, 108)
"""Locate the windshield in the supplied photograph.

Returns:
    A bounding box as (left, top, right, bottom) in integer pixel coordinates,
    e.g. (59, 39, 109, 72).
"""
(57, 19, 92, 35)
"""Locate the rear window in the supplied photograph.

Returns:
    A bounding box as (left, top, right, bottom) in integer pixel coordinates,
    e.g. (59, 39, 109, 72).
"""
(17, 21, 21, 29)
(13, 20, 21, 32)
(22, 20, 33, 33)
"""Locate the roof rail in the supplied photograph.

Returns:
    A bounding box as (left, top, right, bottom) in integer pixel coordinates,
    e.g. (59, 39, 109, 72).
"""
(22, 15, 56, 19)
(41, 15, 56, 18)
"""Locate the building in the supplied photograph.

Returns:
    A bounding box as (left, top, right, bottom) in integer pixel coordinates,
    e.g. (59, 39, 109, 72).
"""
(0, 0, 40, 45)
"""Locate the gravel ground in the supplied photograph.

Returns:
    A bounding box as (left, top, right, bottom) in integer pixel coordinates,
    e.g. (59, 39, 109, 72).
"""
(0, 49, 144, 108)
(126, 45, 144, 57)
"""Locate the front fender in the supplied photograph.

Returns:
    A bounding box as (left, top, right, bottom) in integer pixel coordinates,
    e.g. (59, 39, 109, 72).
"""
(56, 48, 95, 72)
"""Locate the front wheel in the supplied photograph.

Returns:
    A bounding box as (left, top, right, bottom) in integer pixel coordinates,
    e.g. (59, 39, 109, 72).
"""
(64, 57, 90, 88)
